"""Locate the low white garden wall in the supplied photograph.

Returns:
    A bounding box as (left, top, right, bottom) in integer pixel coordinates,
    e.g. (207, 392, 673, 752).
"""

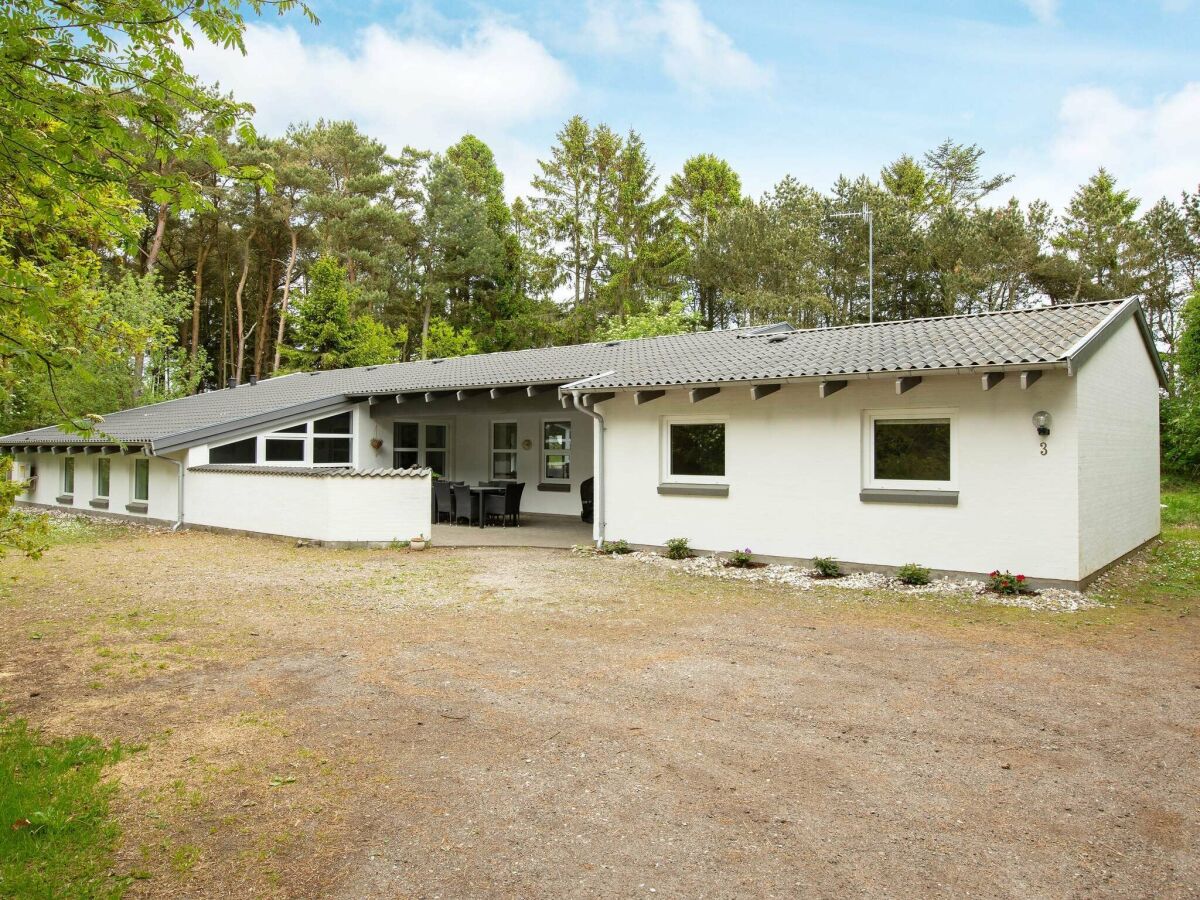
(184, 466, 431, 545)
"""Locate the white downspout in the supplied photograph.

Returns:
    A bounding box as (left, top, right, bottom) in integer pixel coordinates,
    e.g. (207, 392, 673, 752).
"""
(571, 391, 606, 548)
(152, 448, 185, 532)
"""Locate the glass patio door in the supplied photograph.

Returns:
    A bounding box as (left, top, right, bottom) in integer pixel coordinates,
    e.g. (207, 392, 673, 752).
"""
(393, 421, 451, 477)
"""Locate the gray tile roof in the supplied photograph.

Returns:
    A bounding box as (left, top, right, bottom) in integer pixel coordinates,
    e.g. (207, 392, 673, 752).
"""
(568, 299, 1132, 389)
(1, 299, 1146, 452)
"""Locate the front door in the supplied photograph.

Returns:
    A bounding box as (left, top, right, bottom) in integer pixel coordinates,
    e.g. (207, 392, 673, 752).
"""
(393, 421, 451, 477)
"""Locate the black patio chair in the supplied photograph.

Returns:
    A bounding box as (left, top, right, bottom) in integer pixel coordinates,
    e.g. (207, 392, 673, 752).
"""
(485, 481, 524, 527)
(452, 483, 480, 526)
(433, 481, 454, 524)
(580, 477, 594, 524)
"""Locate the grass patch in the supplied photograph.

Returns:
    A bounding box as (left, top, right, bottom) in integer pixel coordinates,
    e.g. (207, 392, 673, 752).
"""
(0, 716, 132, 898)
(1162, 479, 1200, 528)
(43, 514, 134, 549)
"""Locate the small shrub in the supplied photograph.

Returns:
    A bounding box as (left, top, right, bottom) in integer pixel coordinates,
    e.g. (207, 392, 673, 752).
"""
(812, 556, 841, 577)
(665, 537, 691, 560)
(896, 563, 931, 586)
(728, 548, 753, 568)
(602, 539, 632, 555)
(987, 569, 1029, 594)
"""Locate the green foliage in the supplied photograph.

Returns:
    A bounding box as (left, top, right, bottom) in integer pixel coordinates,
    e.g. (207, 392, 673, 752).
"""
(728, 548, 753, 568)
(601, 539, 632, 555)
(0, 457, 50, 557)
(664, 537, 691, 560)
(986, 570, 1030, 595)
(0, 716, 130, 897)
(1163, 290, 1200, 479)
(812, 556, 842, 577)
(896, 563, 932, 586)
(421, 317, 479, 360)
(597, 301, 700, 341)
(281, 256, 403, 371)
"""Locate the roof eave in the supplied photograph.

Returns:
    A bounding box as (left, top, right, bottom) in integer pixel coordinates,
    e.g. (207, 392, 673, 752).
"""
(1063, 297, 1169, 390)
(563, 361, 1071, 394)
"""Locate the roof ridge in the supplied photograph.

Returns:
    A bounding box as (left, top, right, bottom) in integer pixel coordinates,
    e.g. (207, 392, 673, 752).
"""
(736, 299, 1125, 340)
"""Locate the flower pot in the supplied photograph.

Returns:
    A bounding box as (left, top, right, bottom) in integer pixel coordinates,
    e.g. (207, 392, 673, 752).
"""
(409, 538, 427, 551)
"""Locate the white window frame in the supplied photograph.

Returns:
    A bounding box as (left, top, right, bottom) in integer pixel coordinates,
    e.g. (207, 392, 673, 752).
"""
(392, 419, 453, 476)
(490, 420, 519, 481)
(260, 421, 309, 466)
(863, 408, 958, 492)
(95, 457, 110, 498)
(309, 408, 355, 468)
(660, 416, 727, 485)
(541, 419, 572, 483)
(61, 455, 75, 495)
(131, 457, 150, 502)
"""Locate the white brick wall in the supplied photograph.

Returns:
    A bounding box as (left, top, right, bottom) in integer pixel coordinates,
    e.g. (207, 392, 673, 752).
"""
(1075, 315, 1162, 578)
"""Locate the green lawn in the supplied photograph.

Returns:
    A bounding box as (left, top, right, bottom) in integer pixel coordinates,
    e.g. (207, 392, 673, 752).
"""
(0, 717, 133, 899)
(1163, 478, 1200, 528)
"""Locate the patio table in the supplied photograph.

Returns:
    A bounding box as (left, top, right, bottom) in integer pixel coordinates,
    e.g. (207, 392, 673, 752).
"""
(468, 485, 505, 528)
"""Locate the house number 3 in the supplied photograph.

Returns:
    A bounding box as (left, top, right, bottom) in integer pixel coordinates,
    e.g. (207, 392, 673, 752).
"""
(1039, 441, 1048, 456)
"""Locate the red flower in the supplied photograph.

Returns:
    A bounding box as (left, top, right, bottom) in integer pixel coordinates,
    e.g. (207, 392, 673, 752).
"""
(1017, 574, 1026, 581)
(989, 570, 999, 577)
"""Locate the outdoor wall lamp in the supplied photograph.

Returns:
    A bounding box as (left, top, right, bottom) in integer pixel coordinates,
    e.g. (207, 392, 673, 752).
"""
(1033, 410, 1052, 436)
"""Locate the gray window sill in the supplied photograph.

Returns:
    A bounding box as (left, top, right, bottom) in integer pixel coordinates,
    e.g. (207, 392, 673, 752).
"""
(89, 498, 109, 510)
(859, 488, 958, 506)
(56, 494, 74, 505)
(125, 501, 149, 514)
(657, 483, 729, 497)
(537, 482, 570, 492)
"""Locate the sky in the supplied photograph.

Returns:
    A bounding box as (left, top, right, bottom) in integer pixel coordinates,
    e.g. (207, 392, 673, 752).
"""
(182, 0, 1200, 213)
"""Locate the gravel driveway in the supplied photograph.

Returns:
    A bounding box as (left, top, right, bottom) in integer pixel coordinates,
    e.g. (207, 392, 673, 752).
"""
(1, 528, 1196, 898)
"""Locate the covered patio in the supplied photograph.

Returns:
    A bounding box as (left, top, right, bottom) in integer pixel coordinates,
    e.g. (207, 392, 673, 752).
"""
(431, 512, 593, 548)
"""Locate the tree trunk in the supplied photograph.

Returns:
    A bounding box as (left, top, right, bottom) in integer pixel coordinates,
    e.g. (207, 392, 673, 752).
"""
(143, 201, 169, 274)
(233, 228, 255, 384)
(421, 288, 433, 358)
(254, 254, 276, 379)
(190, 241, 211, 361)
(273, 229, 299, 373)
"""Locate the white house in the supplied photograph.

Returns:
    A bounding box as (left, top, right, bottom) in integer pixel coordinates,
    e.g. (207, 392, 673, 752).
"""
(1, 298, 1165, 588)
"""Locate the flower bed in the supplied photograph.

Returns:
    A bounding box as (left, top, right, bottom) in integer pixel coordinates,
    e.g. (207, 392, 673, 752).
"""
(577, 548, 1103, 612)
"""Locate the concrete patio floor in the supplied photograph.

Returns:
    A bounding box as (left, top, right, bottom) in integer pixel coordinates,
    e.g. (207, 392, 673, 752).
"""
(431, 512, 593, 548)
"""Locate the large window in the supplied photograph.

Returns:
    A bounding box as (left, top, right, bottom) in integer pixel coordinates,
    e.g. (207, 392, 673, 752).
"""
(95, 458, 110, 498)
(491, 421, 518, 480)
(664, 419, 726, 483)
(312, 412, 352, 465)
(392, 421, 450, 476)
(865, 410, 955, 490)
(61, 456, 75, 495)
(133, 458, 150, 502)
(210, 437, 256, 464)
(265, 422, 306, 463)
(542, 421, 571, 481)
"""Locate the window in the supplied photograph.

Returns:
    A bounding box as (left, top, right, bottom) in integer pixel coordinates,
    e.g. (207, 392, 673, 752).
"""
(392, 421, 451, 475)
(865, 410, 956, 491)
(314, 412, 352, 434)
(491, 421, 518, 480)
(210, 437, 256, 464)
(543, 421, 571, 481)
(133, 458, 149, 502)
(62, 456, 75, 495)
(265, 438, 305, 462)
(275, 422, 308, 434)
(95, 458, 110, 497)
(664, 420, 725, 483)
(393, 422, 419, 469)
(312, 411, 353, 465)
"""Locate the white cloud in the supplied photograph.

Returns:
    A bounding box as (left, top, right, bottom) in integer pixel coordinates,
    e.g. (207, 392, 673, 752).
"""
(181, 20, 575, 194)
(584, 0, 769, 93)
(1006, 82, 1200, 210)
(1019, 0, 1059, 25)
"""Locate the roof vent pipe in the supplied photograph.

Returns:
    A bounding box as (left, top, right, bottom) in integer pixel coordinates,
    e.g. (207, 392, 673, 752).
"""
(248, 375, 258, 386)
(227, 377, 236, 389)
